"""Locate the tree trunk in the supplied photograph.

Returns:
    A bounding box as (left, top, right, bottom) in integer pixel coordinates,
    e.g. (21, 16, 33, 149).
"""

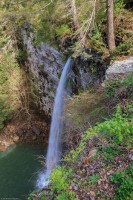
(106, 0, 116, 51)
(68, 0, 79, 29)
(68, 0, 85, 47)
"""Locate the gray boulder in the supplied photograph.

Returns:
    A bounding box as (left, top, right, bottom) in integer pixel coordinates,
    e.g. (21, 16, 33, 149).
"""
(105, 57, 133, 81)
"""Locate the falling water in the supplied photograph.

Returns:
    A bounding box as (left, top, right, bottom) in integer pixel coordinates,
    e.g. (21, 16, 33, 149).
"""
(37, 58, 73, 188)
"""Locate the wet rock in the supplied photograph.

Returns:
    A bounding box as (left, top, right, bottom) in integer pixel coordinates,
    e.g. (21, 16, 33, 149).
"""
(0, 140, 14, 151)
(72, 53, 106, 91)
(13, 135, 19, 142)
(32, 135, 37, 140)
(32, 126, 40, 135)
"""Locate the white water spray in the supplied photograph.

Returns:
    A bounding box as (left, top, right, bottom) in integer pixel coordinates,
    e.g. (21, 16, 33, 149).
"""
(37, 58, 72, 188)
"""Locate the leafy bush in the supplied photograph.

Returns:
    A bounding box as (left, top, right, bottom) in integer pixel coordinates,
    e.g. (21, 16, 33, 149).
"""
(100, 146, 122, 162)
(65, 102, 133, 164)
(55, 24, 71, 38)
(110, 162, 133, 200)
(34, 20, 56, 46)
(0, 96, 11, 130)
(105, 73, 133, 98)
(0, 50, 22, 130)
(40, 195, 46, 200)
(89, 174, 100, 185)
(95, 105, 133, 145)
(50, 166, 76, 200)
(27, 196, 32, 200)
(114, 0, 125, 15)
(90, 27, 105, 53)
(112, 42, 133, 56)
(0, 35, 9, 48)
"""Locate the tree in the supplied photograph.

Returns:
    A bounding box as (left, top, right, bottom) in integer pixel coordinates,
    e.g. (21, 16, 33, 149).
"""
(67, 0, 83, 41)
(106, 0, 116, 51)
(67, 0, 95, 54)
(68, 0, 79, 30)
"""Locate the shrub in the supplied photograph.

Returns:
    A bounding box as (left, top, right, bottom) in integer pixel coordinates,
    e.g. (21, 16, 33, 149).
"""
(0, 96, 11, 130)
(89, 174, 100, 185)
(110, 162, 133, 200)
(55, 24, 71, 38)
(50, 166, 76, 200)
(112, 42, 133, 56)
(114, 0, 125, 15)
(0, 49, 23, 130)
(105, 73, 133, 98)
(90, 27, 105, 53)
(95, 105, 133, 145)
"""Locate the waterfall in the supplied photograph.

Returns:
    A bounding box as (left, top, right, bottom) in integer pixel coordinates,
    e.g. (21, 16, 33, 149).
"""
(37, 58, 73, 188)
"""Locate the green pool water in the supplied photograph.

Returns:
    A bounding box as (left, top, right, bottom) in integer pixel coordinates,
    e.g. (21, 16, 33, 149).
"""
(0, 144, 47, 200)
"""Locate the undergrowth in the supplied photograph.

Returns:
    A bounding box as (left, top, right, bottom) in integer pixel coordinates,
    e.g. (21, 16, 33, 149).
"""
(48, 74, 133, 200)
(49, 101, 133, 199)
(110, 162, 133, 200)
(0, 50, 19, 130)
(105, 73, 133, 98)
(50, 166, 76, 200)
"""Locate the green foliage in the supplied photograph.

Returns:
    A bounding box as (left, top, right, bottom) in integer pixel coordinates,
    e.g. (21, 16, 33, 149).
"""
(95, 105, 133, 145)
(110, 162, 133, 200)
(40, 195, 46, 200)
(50, 100, 133, 199)
(34, 20, 56, 46)
(105, 73, 133, 98)
(114, 0, 125, 15)
(51, 166, 70, 192)
(65, 101, 133, 164)
(95, 3, 106, 29)
(50, 166, 76, 200)
(89, 174, 100, 185)
(65, 137, 88, 163)
(0, 34, 9, 48)
(49, 72, 133, 200)
(0, 96, 11, 130)
(27, 197, 32, 200)
(0, 44, 22, 130)
(100, 146, 122, 162)
(55, 24, 71, 38)
(0, 0, 132, 57)
(90, 27, 105, 53)
(112, 42, 133, 56)
(123, 73, 133, 88)
(95, 0, 132, 56)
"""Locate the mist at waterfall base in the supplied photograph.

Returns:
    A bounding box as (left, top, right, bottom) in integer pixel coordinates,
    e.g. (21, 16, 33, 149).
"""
(37, 58, 73, 189)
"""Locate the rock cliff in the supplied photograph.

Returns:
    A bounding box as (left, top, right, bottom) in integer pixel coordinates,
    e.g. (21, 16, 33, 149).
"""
(22, 27, 64, 117)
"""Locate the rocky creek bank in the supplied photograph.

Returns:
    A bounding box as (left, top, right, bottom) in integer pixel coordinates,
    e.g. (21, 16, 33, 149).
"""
(0, 118, 49, 151)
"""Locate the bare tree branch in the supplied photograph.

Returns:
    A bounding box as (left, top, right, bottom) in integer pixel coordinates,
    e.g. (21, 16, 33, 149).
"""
(32, 0, 53, 14)
(73, 0, 97, 54)
(10, 0, 29, 5)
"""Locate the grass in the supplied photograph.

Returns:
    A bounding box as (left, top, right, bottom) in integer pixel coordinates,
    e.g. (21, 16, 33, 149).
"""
(66, 88, 115, 124)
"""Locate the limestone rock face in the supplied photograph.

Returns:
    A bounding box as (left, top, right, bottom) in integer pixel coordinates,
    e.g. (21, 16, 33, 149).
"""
(22, 28, 64, 116)
(105, 57, 133, 81)
(21, 27, 106, 117)
(72, 54, 106, 91)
